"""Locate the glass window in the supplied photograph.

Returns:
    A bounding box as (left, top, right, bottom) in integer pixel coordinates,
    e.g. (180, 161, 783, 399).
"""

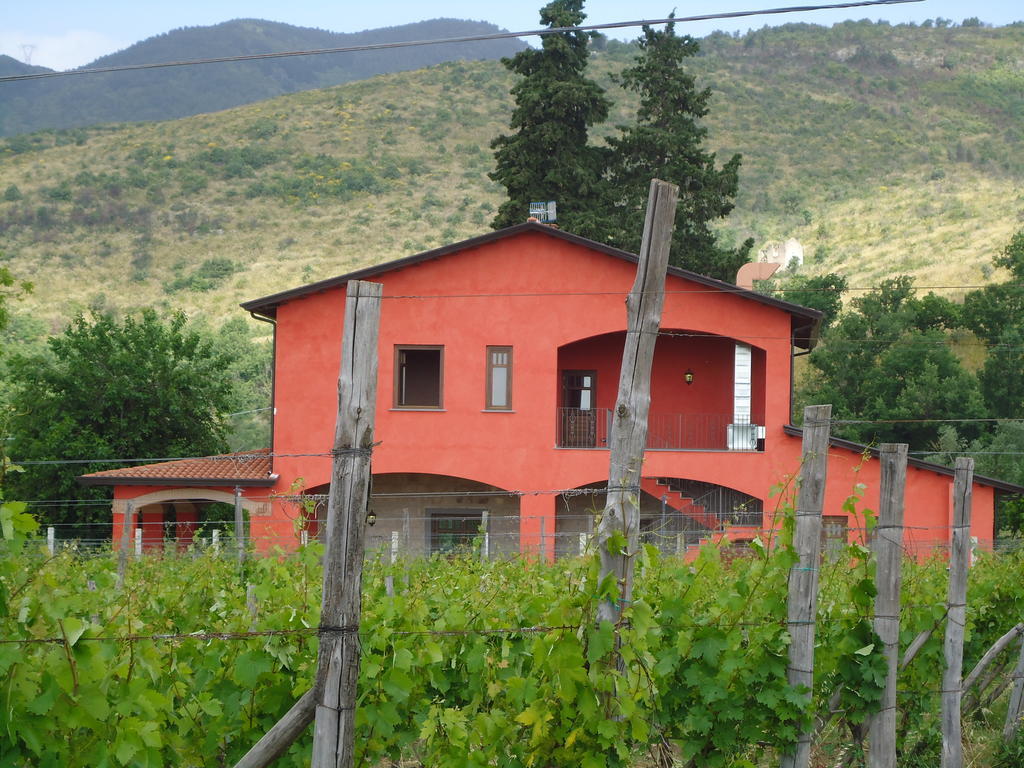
(395, 346, 443, 408)
(486, 346, 512, 410)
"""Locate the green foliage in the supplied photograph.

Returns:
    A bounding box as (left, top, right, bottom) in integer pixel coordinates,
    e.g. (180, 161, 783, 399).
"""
(768, 272, 848, 329)
(994, 727, 1024, 767)
(0, 263, 32, 333)
(5, 311, 238, 525)
(601, 19, 751, 280)
(799, 276, 985, 447)
(246, 154, 382, 203)
(165, 257, 241, 292)
(489, 0, 611, 232)
(3, 517, 1023, 766)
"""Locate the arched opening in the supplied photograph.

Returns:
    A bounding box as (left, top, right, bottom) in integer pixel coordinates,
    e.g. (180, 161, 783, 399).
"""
(556, 331, 766, 450)
(554, 481, 720, 560)
(553, 477, 766, 560)
(298, 473, 520, 558)
(122, 489, 259, 551)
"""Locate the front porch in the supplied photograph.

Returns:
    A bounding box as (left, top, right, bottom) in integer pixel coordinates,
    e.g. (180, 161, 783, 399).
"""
(557, 330, 766, 451)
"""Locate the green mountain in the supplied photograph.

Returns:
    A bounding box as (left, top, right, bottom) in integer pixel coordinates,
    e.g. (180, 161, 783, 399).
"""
(1, 20, 1022, 335)
(0, 18, 526, 136)
(0, 55, 52, 78)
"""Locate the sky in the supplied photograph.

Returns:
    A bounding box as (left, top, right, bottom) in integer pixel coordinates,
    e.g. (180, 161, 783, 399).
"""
(2, 0, 1022, 71)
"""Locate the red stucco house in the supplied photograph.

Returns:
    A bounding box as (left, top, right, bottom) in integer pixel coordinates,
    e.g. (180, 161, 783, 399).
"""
(81, 223, 1021, 556)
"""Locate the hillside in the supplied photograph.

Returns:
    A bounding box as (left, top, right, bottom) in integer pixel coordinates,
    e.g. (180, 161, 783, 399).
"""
(1, 20, 1023, 334)
(0, 18, 526, 136)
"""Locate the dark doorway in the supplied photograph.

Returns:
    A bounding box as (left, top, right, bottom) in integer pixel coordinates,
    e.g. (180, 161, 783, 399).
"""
(560, 370, 597, 447)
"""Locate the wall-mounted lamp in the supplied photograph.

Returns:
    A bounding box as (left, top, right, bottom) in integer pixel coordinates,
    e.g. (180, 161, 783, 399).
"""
(684, 368, 695, 386)
(365, 510, 377, 527)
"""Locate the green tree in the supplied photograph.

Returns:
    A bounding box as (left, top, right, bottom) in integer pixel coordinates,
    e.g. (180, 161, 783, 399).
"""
(603, 18, 752, 279)
(489, 0, 611, 231)
(962, 230, 1024, 343)
(768, 272, 848, 329)
(0, 264, 32, 334)
(6, 310, 238, 525)
(798, 276, 985, 447)
(962, 230, 1024, 417)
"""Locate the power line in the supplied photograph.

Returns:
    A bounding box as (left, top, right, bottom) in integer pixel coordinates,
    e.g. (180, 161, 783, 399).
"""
(376, 284, 1022, 299)
(0, 1, 922, 84)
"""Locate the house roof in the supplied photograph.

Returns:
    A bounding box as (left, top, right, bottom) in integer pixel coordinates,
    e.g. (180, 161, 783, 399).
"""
(241, 223, 824, 349)
(78, 449, 277, 487)
(782, 425, 1024, 494)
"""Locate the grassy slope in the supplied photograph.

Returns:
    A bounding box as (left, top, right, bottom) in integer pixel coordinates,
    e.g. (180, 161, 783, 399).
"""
(1, 21, 1022, 334)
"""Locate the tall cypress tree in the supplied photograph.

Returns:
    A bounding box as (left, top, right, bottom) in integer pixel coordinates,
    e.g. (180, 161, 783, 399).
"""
(604, 19, 752, 281)
(489, 0, 610, 231)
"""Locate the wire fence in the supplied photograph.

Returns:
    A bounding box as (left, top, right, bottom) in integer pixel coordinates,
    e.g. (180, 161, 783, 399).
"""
(27, 512, 1016, 561)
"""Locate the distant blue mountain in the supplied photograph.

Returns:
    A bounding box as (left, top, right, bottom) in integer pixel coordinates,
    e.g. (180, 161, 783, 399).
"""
(0, 18, 526, 136)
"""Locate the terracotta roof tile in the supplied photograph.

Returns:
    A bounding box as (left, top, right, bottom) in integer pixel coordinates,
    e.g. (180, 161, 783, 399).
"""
(78, 449, 275, 487)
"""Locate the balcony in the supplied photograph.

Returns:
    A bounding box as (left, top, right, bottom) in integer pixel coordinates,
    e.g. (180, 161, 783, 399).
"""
(555, 408, 764, 451)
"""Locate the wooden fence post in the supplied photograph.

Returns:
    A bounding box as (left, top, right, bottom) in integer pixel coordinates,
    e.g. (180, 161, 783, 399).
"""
(311, 279, 383, 768)
(116, 501, 134, 588)
(234, 485, 246, 563)
(385, 530, 400, 598)
(941, 457, 974, 768)
(246, 584, 258, 629)
(867, 443, 907, 768)
(231, 280, 381, 768)
(780, 403, 831, 768)
(596, 178, 678, 627)
(1004, 636, 1024, 743)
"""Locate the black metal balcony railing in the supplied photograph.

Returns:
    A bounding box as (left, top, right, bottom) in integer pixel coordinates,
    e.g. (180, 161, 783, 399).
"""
(555, 408, 763, 451)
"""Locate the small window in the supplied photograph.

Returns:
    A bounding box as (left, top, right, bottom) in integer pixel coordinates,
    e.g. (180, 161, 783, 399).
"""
(486, 346, 513, 409)
(395, 346, 443, 408)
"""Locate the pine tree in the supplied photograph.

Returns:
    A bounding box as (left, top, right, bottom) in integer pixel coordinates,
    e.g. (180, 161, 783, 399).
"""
(489, 0, 610, 231)
(604, 18, 752, 281)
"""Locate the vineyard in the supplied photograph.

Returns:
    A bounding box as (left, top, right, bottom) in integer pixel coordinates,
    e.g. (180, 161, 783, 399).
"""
(2, 499, 1024, 768)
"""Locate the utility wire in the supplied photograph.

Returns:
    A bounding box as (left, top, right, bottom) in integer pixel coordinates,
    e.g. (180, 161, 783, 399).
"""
(0, 1, 922, 84)
(11, 417, 1024, 468)
(376, 285, 1021, 299)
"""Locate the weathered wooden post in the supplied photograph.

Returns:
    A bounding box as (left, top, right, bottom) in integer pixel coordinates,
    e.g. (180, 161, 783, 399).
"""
(596, 178, 678, 628)
(234, 485, 246, 563)
(941, 457, 974, 768)
(246, 583, 259, 630)
(1004, 636, 1024, 743)
(134, 526, 143, 557)
(311, 279, 383, 768)
(116, 501, 135, 588)
(47, 526, 55, 555)
(867, 443, 907, 768)
(780, 403, 831, 768)
(231, 280, 382, 768)
(385, 530, 399, 598)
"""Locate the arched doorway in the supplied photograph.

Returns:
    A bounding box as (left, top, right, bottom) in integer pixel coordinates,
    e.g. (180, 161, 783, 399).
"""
(298, 473, 520, 558)
(118, 489, 263, 551)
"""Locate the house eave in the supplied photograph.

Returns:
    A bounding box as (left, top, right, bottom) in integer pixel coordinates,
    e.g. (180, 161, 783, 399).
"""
(77, 474, 279, 488)
(782, 425, 1024, 494)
